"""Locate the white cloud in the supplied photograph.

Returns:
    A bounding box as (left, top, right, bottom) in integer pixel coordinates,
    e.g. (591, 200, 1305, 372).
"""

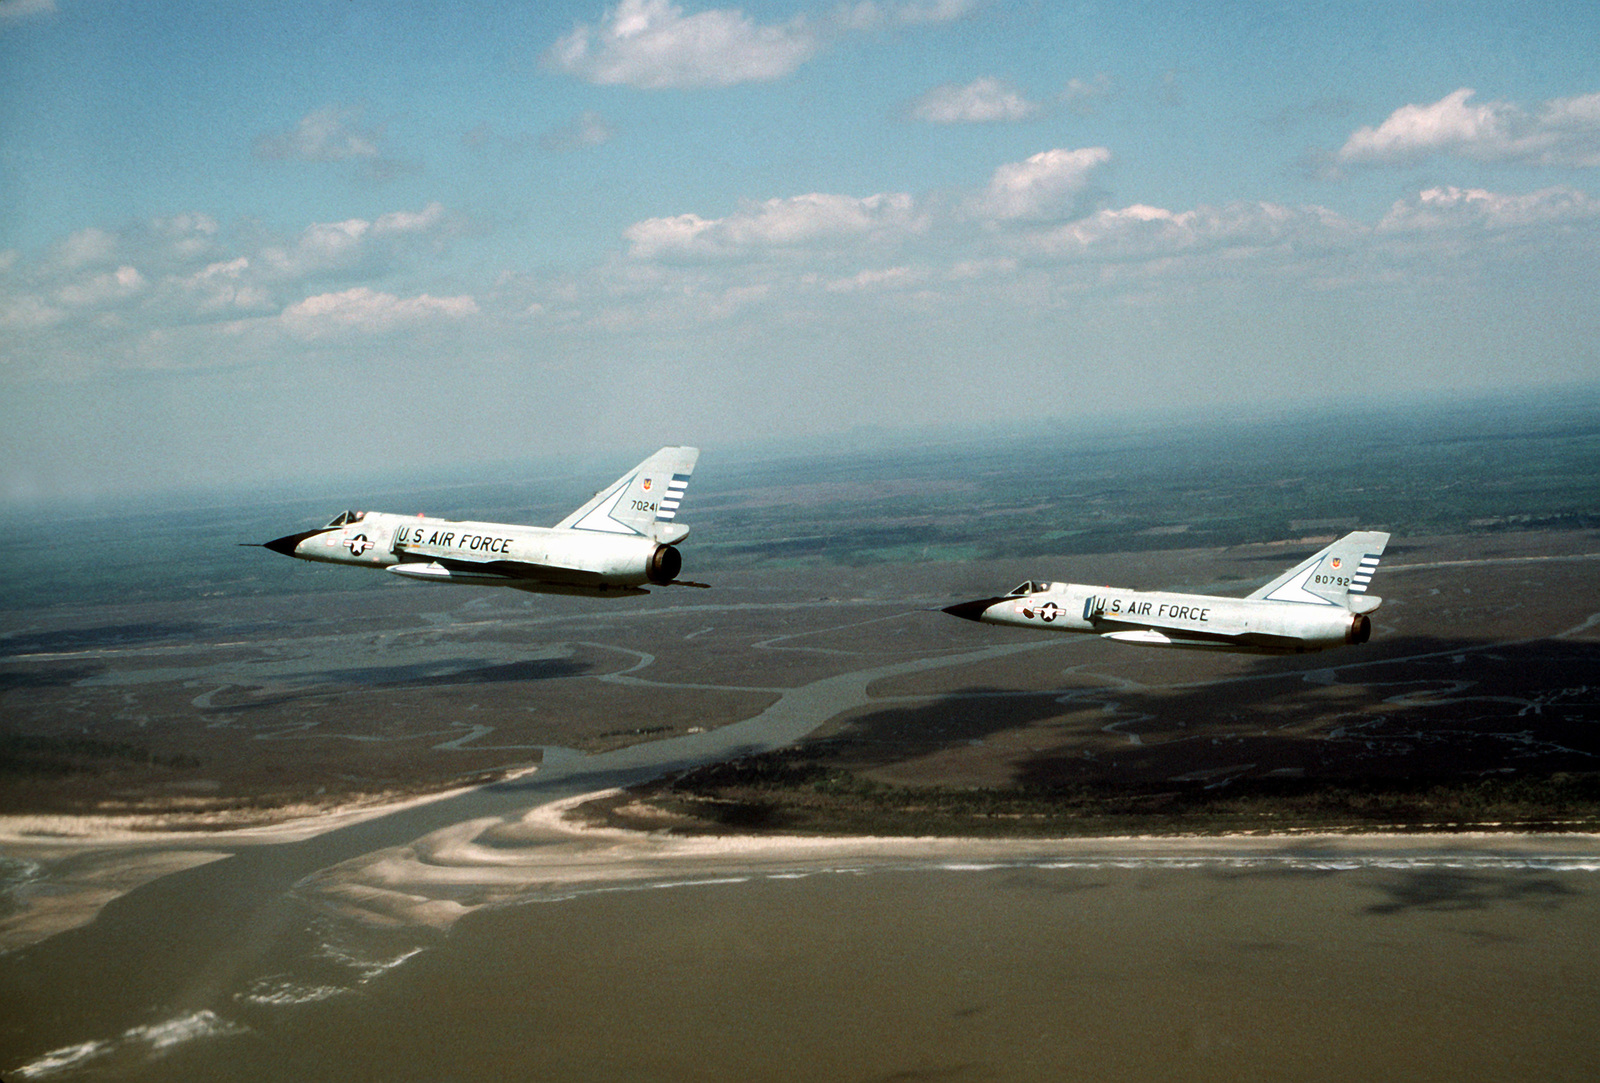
(1339, 88, 1600, 168)
(971, 147, 1111, 221)
(1378, 185, 1600, 232)
(254, 105, 382, 162)
(259, 203, 451, 279)
(173, 258, 273, 314)
(0, 0, 54, 27)
(833, 0, 976, 31)
(626, 192, 920, 258)
(911, 77, 1039, 124)
(1026, 201, 1361, 261)
(546, 0, 974, 88)
(152, 213, 221, 262)
(53, 227, 118, 270)
(260, 219, 369, 278)
(0, 202, 467, 382)
(0, 294, 64, 331)
(824, 265, 918, 292)
(373, 202, 446, 235)
(252, 105, 416, 180)
(55, 265, 145, 308)
(1541, 91, 1600, 133)
(280, 287, 479, 338)
(546, 0, 819, 89)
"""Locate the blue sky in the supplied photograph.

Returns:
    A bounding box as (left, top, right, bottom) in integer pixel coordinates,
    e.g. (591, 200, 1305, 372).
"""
(2, 0, 1598, 501)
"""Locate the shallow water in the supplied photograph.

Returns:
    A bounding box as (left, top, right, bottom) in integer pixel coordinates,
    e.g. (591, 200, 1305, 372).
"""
(11, 857, 1598, 1082)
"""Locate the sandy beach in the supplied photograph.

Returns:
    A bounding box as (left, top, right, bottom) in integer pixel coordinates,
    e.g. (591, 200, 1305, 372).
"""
(0, 779, 512, 953)
(9, 784, 1598, 955)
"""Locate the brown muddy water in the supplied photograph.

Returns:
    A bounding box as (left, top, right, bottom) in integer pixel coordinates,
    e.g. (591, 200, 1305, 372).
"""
(13, 855, 1597, 1082)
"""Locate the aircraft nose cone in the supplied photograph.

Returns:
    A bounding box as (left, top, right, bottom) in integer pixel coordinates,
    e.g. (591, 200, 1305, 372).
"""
(262, 529, 322, 557)
(942, 597, 1003, 622)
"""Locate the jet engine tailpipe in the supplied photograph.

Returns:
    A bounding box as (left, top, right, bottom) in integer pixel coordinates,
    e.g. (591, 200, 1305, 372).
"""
(647, 543, 682, 585)
(1346, 613, 1372, 645)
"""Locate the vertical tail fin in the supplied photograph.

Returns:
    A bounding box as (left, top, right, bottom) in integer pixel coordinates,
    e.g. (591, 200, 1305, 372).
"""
(1245, 531, 1390, 607)
(554, 446, 699, 540)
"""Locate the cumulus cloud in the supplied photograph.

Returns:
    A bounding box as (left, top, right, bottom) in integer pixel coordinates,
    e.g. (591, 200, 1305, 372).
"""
(1024, 200, 1360, 261)
(0, 202, 465, 380)
(911, 77, 1039, 123)
(1378, 185, 1600, 232)
(258, 202, 451, 279)
(173, 258, 273, 314)
(546, 0, 819, 89)
(546, 0, 973, 89)
(971, 147, 1111, 221)
(1338, 88, 1600, 168)
(280, 287, 478, 338)
(625, 192, 920, 258)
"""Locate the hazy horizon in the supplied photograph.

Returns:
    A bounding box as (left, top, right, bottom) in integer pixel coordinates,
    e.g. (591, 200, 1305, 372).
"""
(2, 382, 1596, 515)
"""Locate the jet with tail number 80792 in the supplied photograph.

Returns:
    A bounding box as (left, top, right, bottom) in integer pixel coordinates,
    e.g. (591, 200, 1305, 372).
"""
(256, 446, 703, 597)
(944, 531, 1390, 654)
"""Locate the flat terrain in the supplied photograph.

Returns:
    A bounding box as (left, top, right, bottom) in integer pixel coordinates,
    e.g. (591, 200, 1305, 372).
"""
(3, 395, 1598, 830)
(3, 529, 1597, 830)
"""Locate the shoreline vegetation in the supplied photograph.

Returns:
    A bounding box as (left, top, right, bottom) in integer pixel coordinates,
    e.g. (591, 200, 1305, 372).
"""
(8, 761, 1600, 848)
(574, 758, 1600, 838)
(0, 771, 530, 842)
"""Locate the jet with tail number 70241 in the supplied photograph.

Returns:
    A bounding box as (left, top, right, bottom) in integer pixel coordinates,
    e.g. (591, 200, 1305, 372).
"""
(944, 531, 1390, 654)
(256, 446, 704, 597)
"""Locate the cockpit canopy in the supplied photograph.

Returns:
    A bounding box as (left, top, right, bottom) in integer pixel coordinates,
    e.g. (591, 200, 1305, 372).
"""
(1006, 580, 1054, 596)
(325, 510, 366, 528)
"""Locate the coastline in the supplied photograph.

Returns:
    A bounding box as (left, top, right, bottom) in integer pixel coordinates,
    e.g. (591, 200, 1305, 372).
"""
(284, 787, 1600, 933)
(0, 772, 532, 953)
(0, 765, 538, 848)
(6, 780, 1600, 954)
(8, 794, 1598, 1082)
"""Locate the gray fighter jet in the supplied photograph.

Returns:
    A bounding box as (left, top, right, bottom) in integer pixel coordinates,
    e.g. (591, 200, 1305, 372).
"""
(944, 531, 1389, 654)
(259, 446, 701, 597)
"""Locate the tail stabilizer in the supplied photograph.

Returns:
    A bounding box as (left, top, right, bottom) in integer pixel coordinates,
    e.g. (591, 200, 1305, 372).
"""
(554, 446, 698, 540)
(1245, 531, 1389, 607)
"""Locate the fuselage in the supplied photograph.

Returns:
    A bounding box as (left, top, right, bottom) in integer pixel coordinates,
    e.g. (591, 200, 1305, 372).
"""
(266, 510, 680, 596)
(946, 580, 1372, 654)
